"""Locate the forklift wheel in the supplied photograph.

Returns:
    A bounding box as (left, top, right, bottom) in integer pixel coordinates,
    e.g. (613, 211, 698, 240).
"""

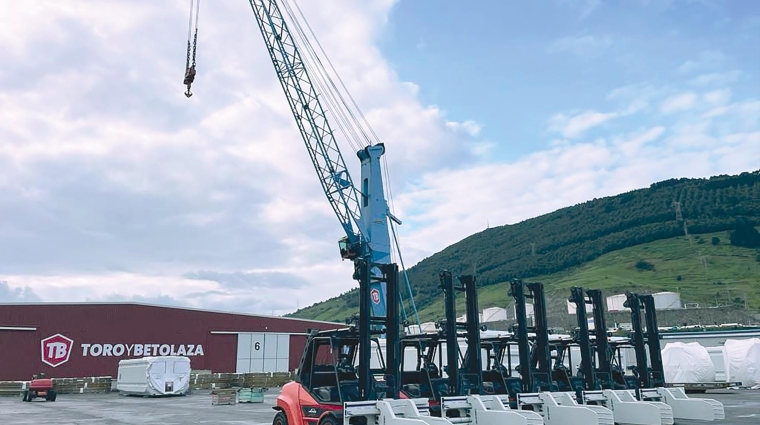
(46, 390, 57, 402)
(319, 415, 339, 425)
(272, 411, 288, 425)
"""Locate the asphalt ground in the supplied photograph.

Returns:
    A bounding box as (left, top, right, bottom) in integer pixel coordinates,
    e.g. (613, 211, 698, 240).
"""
(0, 388, 757, 424)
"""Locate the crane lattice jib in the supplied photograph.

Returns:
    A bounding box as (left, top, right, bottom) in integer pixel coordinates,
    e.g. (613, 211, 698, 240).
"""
(248, 0, 366, 245)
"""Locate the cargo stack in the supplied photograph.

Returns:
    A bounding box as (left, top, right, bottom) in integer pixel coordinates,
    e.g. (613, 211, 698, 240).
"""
(210, 388, 237, 405)
(53, 376, 112, 394)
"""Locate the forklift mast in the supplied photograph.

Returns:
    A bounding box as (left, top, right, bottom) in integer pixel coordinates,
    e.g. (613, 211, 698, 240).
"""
(569, 287, 596, 391)
(439, 271, 483, 395)
(459, 274, 484, 395)
(624, 292, 664, 390)
(440, 270, 460, 396)
(509, 279, 555, 392)
(440, 270, 483, 395)
(509, 279, 533, 393)
(640, 294, 665, 388)
(587, 289, 613, 386)
(624, 292, 649, 389)
(356, 260, 401, 399)
(526, 282, 553, 390)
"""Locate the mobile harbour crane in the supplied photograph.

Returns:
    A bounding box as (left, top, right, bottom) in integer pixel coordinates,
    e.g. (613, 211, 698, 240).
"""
(185, 0, 432, 424)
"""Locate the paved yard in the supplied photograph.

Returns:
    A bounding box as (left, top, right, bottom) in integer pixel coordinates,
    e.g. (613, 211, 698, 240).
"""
(0, 388, 757, 424)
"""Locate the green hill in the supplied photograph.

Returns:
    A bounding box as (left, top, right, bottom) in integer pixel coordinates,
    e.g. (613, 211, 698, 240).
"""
(289, 171, 760, 322)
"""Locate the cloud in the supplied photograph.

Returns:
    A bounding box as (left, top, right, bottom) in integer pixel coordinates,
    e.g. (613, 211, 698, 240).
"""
(580, 0, 602, 19)
(677, 50, 727, 74)
(445, 120, 482, 137)
(0, 281, 41, 303)
(660, 92, 697, 114)
(689, 70, 742, 86)
(183, 270, 309, 289)
(549, 34, 613, 58)
(558, 0, 603, 20)
(549, 110, 618, 138)
(396, 128, 758, 259)
(704, 89, 731, 105)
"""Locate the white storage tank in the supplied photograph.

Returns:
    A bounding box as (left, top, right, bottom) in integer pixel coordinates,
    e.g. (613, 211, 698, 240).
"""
(606, 294, 627, 312)
(512, 303, 534, 320)
(117, 356, 191, 396)
(653, 291, 682, 310)
(406, 322, 438, 334)
(481, 307, 508, 323)
(567, 300, 577, 315)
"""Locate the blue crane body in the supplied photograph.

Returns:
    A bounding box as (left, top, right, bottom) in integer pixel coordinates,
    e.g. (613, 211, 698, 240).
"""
(248, 0, 395, 318)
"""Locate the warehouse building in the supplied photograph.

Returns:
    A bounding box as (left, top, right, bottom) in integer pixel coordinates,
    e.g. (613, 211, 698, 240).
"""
(0, 303, 337, 381)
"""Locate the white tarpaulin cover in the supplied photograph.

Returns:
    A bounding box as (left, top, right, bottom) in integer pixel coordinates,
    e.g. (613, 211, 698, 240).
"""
(662, 342, 715, 383)
(725, 338, 760, 387)
(117, 356, 191, 396)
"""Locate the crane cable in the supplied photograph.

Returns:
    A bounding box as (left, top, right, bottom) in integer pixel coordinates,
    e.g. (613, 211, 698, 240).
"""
(290, 0, 382, 148)
(283, 0, 401, 224)
(281, 0, 418, 328)
(279, 0, 419, 327)
(280, 0, 365, 153)
(184, 0, 201, 98)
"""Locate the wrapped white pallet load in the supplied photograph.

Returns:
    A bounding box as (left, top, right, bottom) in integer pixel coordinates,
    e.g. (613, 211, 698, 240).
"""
(117, 356, 191, 396)
(725, 338, 760, 387)
(662, 342, 715, 383)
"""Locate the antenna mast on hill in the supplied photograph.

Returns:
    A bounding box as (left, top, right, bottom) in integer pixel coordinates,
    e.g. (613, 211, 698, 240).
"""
(672, 200, 691, 243)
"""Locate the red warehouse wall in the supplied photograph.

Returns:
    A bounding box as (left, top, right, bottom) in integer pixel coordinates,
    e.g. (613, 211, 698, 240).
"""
(0, 303, 336, 381)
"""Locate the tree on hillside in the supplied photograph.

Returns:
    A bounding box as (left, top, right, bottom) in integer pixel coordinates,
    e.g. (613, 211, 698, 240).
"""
(729, 219, 760, 248)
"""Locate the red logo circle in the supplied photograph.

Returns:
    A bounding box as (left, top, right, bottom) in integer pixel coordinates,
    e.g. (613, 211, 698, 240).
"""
(370, 288, 381, 304)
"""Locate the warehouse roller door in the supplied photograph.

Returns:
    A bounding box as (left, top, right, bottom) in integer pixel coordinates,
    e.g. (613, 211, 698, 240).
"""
(235, 332, 290, 373)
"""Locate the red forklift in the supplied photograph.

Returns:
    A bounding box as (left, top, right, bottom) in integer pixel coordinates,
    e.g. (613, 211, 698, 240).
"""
(272, 261, 402, 425)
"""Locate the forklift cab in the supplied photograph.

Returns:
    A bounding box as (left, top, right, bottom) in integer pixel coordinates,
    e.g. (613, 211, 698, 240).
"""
(297, 328, 386, 405)
(479, 337, 524, 405)
(398, 334, 455, 415)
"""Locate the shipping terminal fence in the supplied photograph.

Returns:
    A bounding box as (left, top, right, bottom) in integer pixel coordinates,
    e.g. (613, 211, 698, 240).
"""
(0, 372, 295, 397)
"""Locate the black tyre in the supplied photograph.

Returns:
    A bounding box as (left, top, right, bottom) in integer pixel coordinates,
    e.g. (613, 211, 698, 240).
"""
(319, 415, 339, 425)
(47, 390, 57, 402)
(272, 411, 288, 425)
(28, 391, 36, 401)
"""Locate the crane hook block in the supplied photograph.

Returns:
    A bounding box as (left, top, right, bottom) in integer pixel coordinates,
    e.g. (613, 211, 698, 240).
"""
(183, 66, 196, 98)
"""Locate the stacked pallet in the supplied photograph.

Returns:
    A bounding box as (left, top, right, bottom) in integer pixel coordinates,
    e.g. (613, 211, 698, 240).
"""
(211, 388, 237, 405)
(190, 373, 237, 389)
(53, 376, 112, 394)
(189, 372, 295, 390)
(239, 372, 292, 388)
(0, 376, 113, 396)
(0, 381, 24, 396)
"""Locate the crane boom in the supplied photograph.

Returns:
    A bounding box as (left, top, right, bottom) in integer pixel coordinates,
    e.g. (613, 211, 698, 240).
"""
(248, 0, 366, 247)
(248, 0, 403, 319)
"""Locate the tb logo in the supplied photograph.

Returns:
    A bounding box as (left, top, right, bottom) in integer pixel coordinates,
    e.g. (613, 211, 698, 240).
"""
(41, 334, 74, 367)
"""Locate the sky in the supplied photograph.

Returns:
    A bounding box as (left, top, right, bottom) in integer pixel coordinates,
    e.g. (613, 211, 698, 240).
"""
(0, 0, 758, 316)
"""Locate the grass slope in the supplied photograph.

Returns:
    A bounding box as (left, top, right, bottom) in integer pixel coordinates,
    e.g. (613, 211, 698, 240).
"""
(299, 231, 760, 323)
(413, 231, 760, 322)
(289, 171, 760, 322)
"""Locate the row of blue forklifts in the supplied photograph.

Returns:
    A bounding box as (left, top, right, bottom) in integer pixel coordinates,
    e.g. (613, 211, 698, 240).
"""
(273, 262, 727, 425)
